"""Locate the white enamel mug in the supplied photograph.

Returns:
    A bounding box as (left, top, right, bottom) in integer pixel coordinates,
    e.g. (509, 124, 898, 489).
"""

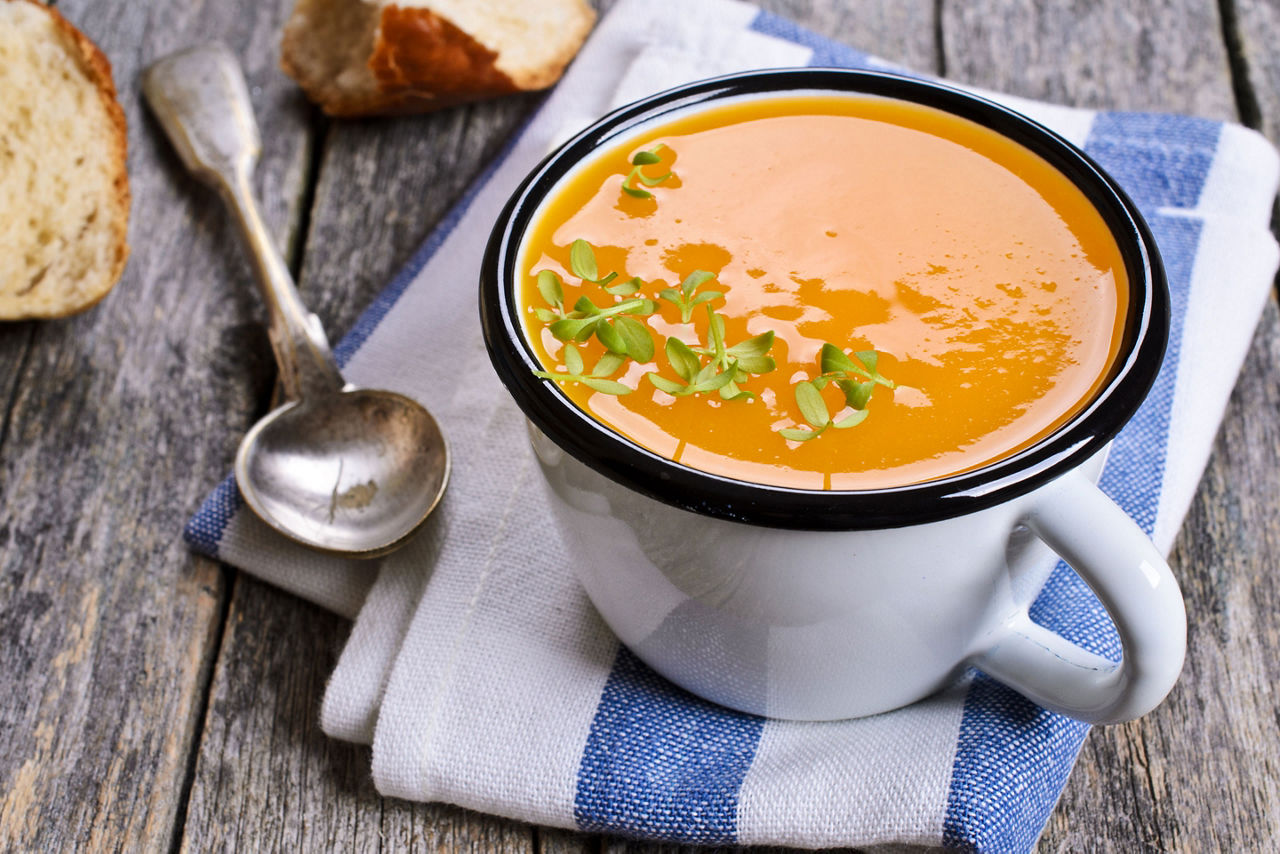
(481, 69, 1186, 723)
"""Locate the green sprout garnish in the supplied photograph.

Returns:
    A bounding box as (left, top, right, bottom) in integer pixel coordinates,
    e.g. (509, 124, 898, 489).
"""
(532, 240, 902, 442)
(646, 337, 736, 397)
(532, 270, 570, 322)
(691, 307, 776, 400)
(621, 144, 674, 199)
(533, 343, 632, 395)
(549, 295, 657, 361)
(568, 239, 642, 295)
(534, 240, 656, 362)
(647, 308, 775, 400)
(779, 344, 895, 442)
(659, 270, 723, 323)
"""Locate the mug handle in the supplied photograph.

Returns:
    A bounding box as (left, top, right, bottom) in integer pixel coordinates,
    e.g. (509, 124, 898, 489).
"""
(971, 470, 1186, 724)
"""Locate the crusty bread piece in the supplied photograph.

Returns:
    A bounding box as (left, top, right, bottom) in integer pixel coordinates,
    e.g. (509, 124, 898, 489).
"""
(0, 0, 129, 320)
(281, 0, 595, 117)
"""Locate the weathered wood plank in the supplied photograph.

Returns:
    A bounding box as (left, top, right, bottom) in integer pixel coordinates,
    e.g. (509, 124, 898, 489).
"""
(944, 0, 1280, 850)
(1230, 0, 1280, 141)
(943, 0, 1237, 118)
(0, 0, 315, 850)
(766, 0, 940, 72)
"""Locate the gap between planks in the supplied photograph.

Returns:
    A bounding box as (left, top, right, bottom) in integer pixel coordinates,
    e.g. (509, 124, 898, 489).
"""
(163, 100, 331, 854)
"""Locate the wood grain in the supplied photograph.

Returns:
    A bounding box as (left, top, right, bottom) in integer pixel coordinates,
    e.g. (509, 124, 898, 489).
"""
(943, 0, 1237, 118)
(0, 0, 313, 850)
(4, 0, 1278, 851)
(1229, 0, 1280, 140)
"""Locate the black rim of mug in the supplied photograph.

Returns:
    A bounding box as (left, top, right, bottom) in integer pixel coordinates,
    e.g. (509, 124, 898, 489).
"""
(479, 68, 1169, 530)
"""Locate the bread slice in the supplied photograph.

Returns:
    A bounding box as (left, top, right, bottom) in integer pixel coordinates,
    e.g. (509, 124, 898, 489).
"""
(281, 0, 595, 117)
(0, 0, 129, 320)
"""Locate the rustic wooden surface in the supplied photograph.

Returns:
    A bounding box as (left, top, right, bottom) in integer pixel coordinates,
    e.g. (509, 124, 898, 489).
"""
(1, 0, 1277, 851)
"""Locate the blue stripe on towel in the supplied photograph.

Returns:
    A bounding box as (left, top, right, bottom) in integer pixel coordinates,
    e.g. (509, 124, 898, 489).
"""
(574, 647, 765, 844)
(183, 474, 242, 557)
(943, 115, 1216, 853)
(571, 19, 866, 842)
(1085, 113, 1221, 212)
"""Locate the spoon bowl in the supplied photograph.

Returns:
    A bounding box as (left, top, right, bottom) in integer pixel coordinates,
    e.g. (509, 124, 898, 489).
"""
(144, 44, 450, 557)
(236, 390, 449, 557)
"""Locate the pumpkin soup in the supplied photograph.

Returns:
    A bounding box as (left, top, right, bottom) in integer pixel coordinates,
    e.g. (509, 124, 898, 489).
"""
(517, 94, 1128, 490)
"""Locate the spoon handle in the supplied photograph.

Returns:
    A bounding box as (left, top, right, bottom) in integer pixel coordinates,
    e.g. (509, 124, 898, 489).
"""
(142, 44, 345, 401)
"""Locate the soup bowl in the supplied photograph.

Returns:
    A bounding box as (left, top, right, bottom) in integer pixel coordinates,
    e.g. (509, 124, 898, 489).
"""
(479, 69, 1184, 723)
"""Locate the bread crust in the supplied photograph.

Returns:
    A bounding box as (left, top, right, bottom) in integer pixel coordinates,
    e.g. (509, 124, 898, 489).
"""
(281, 0, 595, 117)
(2, 0, 130, 319)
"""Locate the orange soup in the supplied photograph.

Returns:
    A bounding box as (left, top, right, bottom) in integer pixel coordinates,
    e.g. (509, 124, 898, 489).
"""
(517, 95, 1128, 490)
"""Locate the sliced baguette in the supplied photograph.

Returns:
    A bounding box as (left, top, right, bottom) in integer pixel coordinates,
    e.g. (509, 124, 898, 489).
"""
(281, 0, 595, 117)
(0, 0, 129, 320)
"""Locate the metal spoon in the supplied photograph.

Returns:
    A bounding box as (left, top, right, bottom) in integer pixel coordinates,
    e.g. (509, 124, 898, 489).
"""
(143, 45, 449, 558)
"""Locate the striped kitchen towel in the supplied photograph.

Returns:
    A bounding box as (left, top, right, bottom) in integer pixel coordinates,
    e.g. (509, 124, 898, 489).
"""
(185, 0, 1280, 851)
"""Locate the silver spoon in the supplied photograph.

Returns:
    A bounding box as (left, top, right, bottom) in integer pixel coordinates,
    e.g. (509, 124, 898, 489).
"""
(143, 45, 449, 558)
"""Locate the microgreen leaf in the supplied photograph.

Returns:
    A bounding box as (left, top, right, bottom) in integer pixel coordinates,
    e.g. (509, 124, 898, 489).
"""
(666, 337, 701, 382)
(608, 298, 655, 317)
(727, 331, 774, 359)
(549, 316, 594, 341)
(820, 343, 856, 375)
(614, 316, 655, 362)
(635, 170, 673, 187)
(719, 380, 754, 401)
(646, 374, 686, 394)
(693, 362, 720, 385)
(595, 319, 626, 354)
(592, 352, 626, 377)
(582, 378, 632, 395)
(833, 409, 870, 429)
(707, 310, 727, 359)
(818, 342, 895, 387)
(660, 270, 721, 322)
(537, 270, 564, 309)
(622, 145, 674, 198)
(532, 369, 631, 396)
(533, 308, 559, 323)
(605, 276, 643, 296)
(794, 380, 831, 429)
(777, 341, 895, 444)
(842, 379, 875, 410)
(734, 355, 776, 375)
(570, 239, 599, 282)
(780, 427, 823, 442)
(563, 343, 584, 376)
(691, 370, 735, 393)
(681, 270, 715, 296)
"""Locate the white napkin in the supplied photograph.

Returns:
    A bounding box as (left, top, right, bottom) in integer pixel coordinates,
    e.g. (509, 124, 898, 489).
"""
(186, 0, 1280, 850)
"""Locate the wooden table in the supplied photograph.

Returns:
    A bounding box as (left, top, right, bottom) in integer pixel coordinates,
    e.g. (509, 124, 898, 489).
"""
(3, 1, 1278, 850)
